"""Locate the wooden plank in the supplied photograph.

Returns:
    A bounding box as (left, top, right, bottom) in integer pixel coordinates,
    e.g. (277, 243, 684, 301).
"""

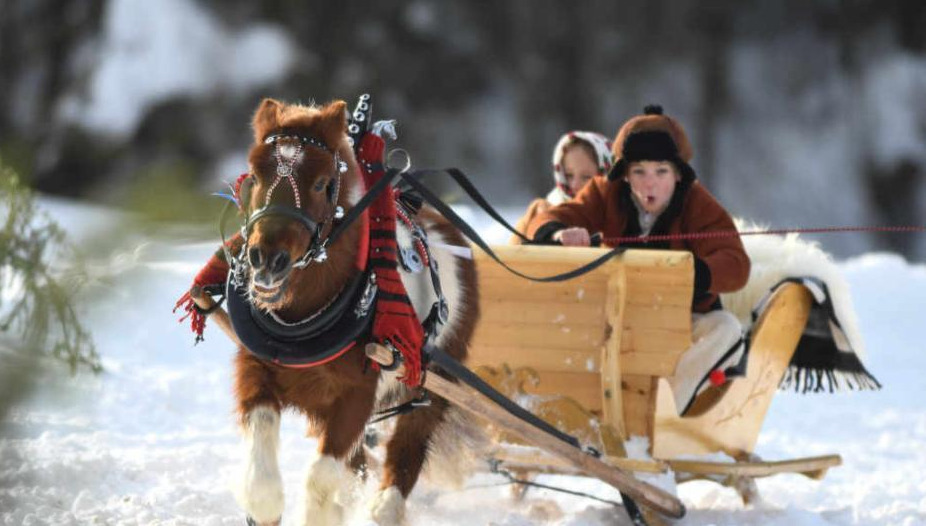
(473, 244, 619, 266)
(624, 270, 692, 289)
(621, 351, 686, 377)
(600, 271, 627, 439)
(466, 345, 600, 374)
(367, 336, 686, 518)
(622, 375, 658, 440)
(476, 300, 607, 326)
(489, 445, 668, 474)
(625, 289, 689, 305)
(423, 372, 685, 518)
(666, 455, 842, 479)
(619, 327, 690, 377)
(475, 277, 610, 304)
(476, 259, 617, 278)
(470, 323, 608, 350)
(621, 304, 692, 330)
(621, 249, 694, 270)
(520, 371, 604, 413)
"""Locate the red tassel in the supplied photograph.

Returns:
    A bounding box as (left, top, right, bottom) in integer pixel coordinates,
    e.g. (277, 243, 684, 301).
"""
(709, 369, 727, 386)
(174, 253, 232, 342)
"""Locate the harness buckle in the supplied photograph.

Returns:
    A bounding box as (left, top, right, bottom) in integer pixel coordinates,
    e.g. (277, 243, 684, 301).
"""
(354, 272, 378, 318)
(377, 339, 404, 372)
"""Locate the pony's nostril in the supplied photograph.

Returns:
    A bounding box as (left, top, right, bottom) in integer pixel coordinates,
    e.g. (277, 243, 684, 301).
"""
(248, 246, 263, 268)
(269, 251, 291, 274)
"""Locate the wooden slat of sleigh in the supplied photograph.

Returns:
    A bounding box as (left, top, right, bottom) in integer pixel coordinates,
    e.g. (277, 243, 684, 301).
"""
(475, 277, 610, 304)
(468, 247, 695, 429)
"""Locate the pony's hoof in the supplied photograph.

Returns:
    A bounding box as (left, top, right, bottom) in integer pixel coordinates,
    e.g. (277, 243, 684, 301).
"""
(369, 486, 406, 526)
(300, 455, 355, 526)
(235, 474, 284, 524)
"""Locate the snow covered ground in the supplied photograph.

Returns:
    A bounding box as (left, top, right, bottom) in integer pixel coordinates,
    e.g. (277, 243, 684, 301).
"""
(1, 199, 925, 525)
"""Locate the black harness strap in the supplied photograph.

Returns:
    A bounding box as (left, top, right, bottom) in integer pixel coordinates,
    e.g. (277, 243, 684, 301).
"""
(327, 165, 624, 284)
(398, 170, 624, 282)
(427, 344, 649, 526)
(426, 345, 583, 449)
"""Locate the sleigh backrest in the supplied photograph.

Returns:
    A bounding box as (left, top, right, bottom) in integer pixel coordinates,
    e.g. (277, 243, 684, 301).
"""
(467, 245, 693, 441)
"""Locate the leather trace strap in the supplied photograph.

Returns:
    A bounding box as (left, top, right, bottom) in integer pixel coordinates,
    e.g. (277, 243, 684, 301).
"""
(326, 165, 625, 283)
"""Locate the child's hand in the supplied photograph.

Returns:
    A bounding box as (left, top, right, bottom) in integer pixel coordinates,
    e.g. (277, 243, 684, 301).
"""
(553, 227, 591, 246)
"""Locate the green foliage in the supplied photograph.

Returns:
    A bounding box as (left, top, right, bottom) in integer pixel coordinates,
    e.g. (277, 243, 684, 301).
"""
(123, 160, 227, 226)
(0, 162, 100, 374)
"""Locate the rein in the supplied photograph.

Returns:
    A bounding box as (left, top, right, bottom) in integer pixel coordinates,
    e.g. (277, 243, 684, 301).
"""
(325, 166, 925, 285)
(599, 225, 926, 246)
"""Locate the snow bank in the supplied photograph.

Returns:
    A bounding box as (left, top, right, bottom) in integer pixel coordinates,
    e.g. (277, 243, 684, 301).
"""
(1, 199, 925, 525)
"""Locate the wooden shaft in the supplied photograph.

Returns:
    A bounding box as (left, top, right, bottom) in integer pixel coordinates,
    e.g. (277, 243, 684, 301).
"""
(364, 344, 686, 519)
(189, 286, 243, 347)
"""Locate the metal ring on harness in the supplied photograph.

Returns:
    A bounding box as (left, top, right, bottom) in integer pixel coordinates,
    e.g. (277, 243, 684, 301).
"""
(377, 340, 405, 372)
(386, 148, 412, 174)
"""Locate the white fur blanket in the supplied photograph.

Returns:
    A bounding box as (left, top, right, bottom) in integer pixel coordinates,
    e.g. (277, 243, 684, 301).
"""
(720, 220, 880, 393)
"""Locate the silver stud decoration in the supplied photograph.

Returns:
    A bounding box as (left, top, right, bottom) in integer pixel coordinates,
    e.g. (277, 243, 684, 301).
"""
(334, 206, 345, 219)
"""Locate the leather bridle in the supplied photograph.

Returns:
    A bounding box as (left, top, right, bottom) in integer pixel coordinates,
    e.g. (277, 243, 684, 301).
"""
(240, 132, 348, 269)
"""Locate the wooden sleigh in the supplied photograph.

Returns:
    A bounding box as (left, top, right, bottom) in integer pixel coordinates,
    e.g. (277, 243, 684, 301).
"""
(192, 243, 841, 522)
(464, 245, 841, 509)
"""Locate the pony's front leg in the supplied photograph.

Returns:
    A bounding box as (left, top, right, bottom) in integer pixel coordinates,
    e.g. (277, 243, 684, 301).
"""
(300, 383, 376, 526)
(234, 405, 284, 525)
(371, 396, 451, 526)
(233, 352, 284, 525)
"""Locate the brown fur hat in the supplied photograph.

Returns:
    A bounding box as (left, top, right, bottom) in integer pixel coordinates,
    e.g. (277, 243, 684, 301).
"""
(611, 104, 693, 162)
(608, 105, 696, 184)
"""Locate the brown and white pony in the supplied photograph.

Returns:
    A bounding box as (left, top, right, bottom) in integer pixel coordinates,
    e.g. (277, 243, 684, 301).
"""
(232, 98, 478, 525)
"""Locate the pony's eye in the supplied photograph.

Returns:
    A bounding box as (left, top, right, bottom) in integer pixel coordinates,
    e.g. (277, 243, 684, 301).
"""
(313, 179, 327, 192)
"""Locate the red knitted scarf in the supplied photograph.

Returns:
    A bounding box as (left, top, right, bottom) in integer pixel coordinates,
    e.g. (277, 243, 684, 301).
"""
(357, 133, 424, 386)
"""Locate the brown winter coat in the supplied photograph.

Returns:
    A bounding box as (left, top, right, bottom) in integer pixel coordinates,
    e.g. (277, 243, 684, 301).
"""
(526, 177, 750, 313)
(511, 198, 552, 245)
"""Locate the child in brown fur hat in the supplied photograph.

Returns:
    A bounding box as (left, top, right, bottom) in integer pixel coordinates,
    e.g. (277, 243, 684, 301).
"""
(527, 105, 751, 416)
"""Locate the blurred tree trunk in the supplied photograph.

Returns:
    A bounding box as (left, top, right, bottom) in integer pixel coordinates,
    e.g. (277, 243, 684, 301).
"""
(693, 4, 734, 188)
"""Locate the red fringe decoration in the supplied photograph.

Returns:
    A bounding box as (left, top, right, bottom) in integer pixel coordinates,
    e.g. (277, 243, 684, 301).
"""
(173, 253, 231, 343)
(358, 133, 424, 387)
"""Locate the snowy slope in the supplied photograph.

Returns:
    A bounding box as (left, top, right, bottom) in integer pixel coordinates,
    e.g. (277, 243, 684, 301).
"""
(1, 200, 925, 525)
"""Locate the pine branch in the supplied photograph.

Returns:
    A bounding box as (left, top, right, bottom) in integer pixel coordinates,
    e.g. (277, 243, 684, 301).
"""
(0, 162, 101, 374)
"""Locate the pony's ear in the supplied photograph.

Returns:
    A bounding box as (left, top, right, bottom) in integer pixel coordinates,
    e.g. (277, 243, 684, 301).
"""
(316, 100, 348, 148)
(253, 98, 283, 143)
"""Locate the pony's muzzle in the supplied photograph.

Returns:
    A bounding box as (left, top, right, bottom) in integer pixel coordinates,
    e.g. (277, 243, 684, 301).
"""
(249, 246, 292, 288)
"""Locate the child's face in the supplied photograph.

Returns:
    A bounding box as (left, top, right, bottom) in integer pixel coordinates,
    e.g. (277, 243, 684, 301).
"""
(626, 161, 680, 214)
(562, 147, 598, 196)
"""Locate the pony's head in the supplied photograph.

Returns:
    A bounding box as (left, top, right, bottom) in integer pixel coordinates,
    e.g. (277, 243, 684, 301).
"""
(240, 98, 357, 307)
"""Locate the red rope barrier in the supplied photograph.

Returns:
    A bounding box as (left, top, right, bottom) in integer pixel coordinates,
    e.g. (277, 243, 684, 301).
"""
(600, 225, 926, 246)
